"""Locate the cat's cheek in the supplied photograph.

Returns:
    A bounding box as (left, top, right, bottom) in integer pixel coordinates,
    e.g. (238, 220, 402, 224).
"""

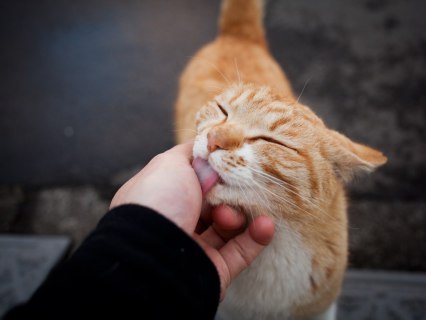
(235, 143, 256, 166)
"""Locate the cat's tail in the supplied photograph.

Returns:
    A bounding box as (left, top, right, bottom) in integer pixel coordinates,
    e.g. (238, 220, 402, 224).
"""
(219, 0, 266, 45)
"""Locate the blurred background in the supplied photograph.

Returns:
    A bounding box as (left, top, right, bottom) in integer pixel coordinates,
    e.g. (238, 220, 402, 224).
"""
(0, 0, 425, 318)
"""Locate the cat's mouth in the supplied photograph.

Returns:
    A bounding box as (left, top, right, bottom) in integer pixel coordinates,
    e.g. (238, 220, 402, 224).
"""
(192, 157, 221, 194)
(217, 176, 225, 185)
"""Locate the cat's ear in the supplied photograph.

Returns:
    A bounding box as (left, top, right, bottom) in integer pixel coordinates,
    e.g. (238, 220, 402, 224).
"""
(325, 129, 387, 182)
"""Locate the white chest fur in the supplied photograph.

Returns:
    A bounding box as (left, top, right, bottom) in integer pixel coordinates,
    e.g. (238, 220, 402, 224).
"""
(218, 221, 313, 320)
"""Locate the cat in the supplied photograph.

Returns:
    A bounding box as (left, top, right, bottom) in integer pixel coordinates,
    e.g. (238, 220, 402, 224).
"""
(175, 0, 387, 319)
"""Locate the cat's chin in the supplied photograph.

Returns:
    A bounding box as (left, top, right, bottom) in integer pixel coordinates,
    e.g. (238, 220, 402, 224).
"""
(205, 183, 229, 206)
(205, 183, 266, 219)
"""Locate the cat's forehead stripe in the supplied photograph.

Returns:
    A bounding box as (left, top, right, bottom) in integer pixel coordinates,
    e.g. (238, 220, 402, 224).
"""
(231, 88, 254, 107)
(270, 117, 291, 131)
(228, 91, 242, 105)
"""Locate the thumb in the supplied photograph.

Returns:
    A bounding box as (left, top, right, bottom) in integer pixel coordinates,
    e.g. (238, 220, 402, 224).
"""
(216, 216, 275, 299)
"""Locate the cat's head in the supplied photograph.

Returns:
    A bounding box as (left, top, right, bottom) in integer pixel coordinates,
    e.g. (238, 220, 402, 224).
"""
(193, 84, 386, 218)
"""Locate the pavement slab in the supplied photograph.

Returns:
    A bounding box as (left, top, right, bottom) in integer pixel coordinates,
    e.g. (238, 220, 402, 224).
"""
(0, 235, 71, 318)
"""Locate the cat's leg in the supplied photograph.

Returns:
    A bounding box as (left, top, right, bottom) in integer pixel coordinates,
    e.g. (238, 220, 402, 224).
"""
(308, 302, 337, 320)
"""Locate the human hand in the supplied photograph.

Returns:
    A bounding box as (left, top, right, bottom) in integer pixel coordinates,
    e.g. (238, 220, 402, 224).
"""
(110, 142, 275, 299)
(196, 205, 274, 300)
(110, 143, 203, 233)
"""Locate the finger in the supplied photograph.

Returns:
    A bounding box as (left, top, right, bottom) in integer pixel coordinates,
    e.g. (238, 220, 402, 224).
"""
(212, 205, 246, 232)
(200, 202, 213, 226)
(195, 202, 214, 234)
(198, 206, 246, 248)
(211, 206, 246, 242)
(199, 226, 226, 249)
(247, 215, 275, 246)
(218, 216, 275, 292)
(195, 219, 208, 234)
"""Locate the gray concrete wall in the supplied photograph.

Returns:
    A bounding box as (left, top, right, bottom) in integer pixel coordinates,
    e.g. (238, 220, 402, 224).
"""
(0, 0, 425, 270)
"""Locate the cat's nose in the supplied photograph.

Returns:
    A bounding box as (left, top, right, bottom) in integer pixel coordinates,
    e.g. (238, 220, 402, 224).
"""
(207, 125, 243, 152)
(207, 132, 222, 153)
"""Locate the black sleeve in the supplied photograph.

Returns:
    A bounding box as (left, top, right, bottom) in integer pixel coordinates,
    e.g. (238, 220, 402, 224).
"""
(5, 205, 220, 320)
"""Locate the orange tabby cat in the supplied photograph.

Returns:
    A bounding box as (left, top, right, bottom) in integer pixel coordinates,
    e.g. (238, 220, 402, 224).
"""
(175, 0, 386, 319)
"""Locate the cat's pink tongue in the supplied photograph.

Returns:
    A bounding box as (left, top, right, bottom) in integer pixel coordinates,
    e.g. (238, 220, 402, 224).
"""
(192, 157, 220, 195)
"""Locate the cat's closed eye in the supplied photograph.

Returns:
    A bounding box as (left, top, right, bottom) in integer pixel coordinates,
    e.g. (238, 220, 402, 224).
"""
(216, 102, 228, 117)
(247, 136, 299, 154)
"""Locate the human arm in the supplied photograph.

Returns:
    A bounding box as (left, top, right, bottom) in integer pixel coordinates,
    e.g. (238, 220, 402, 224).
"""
(5, 204, 220, 319)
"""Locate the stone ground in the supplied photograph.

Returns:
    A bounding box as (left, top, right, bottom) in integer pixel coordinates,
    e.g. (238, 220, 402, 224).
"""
(3, 235, 426, 319)
(0, 0, 425, 283)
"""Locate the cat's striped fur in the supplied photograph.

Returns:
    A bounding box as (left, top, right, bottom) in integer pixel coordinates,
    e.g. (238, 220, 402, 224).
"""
(175, 0, 386, 319)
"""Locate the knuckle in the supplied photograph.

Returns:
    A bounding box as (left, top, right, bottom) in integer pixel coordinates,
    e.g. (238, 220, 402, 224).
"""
(149, 152, 167, 166)
(233, 238, 252, 269)
(222, 261, 231, 287)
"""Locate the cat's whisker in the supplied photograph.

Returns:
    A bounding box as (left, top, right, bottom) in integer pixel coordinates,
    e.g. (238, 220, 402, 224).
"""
(258, 174, 337, 224)
(234, 57, 242, 85)
(192, 57, 232, 85)
(247, 165, 319, 206)
(235, 176, 277, 221)
(245, 181, 273, 218)
(205, 86, 224, 90)
(246, 183, 274, 216)
(250, 178, 332, 225)
(257, 171, 325, 212)
(238, 169, 299, 216)
(237, 180, 256, 222)
(204, 88, 224, 94)
(296, 77, 312, 105)
(251, 181, 312, 226)
(246, 165, 338, 222)
(257, 187, 275, 217)
(204, 84, 226, 91)
(242, 186, 257, 219)
(250, 180, 306, 217)
(173, 128, 197, 134)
